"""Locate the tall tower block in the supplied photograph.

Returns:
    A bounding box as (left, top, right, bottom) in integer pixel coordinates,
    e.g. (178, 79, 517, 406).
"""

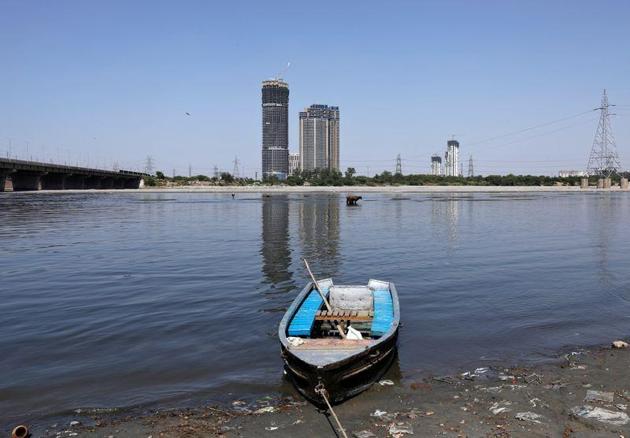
(262, 80, 289, 180)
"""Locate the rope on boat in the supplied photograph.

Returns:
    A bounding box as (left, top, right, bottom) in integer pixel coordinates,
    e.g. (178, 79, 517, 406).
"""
(315, 382, 348, 438)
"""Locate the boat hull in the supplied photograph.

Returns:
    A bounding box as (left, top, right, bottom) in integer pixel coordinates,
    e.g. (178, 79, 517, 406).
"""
(279, 280, 400, 405)
(281, 329, 399, 405)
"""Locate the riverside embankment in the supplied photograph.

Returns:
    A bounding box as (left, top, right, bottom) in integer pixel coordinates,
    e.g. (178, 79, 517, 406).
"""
(40, 343, 630, 437)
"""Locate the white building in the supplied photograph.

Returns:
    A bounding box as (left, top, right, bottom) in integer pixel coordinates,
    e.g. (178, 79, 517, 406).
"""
(289, 152, 300, 176)
(445, 140, 460, 176)
(559, 170, 586, 178)
(431, 154, 442, 176)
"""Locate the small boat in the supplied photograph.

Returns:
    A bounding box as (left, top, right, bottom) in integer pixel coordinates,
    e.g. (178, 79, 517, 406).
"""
(279, 277, 400, 405)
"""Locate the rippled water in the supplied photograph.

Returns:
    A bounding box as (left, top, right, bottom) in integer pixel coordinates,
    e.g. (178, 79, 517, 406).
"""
(1, 191, 630, 427)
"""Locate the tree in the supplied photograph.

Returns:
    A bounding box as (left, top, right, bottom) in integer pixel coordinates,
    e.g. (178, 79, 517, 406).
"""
(345, 167, 356, 179)
(155, 171, 165, 179)
(220, 172, 234, 183)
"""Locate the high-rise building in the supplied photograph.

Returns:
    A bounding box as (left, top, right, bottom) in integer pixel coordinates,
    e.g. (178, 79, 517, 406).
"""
(262, 80, 289, 180)
(288, 152, 300, 176)
(444, 140, 460, 176)
(299, 104, 340, 172)
(431, 154, 442, 176)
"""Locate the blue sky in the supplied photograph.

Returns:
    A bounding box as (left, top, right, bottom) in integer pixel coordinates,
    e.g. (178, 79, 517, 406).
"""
(1, 0, 629, 176)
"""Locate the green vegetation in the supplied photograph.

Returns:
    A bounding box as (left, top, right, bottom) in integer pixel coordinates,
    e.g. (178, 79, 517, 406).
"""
(147, 168, 630, 187)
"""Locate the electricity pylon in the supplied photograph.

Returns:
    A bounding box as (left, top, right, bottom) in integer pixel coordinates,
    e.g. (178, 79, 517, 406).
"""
(586, 90, 622, 177)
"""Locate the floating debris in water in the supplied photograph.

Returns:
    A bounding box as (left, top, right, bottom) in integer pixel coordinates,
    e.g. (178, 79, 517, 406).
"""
(254, 406, 276, 414)
(379, 379, 394, 386)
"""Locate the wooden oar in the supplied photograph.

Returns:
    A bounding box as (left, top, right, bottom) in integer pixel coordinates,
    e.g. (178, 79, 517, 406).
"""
(303, 258, 346, 339)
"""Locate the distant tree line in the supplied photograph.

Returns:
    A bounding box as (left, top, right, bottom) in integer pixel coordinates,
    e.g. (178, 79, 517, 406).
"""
(144, 168, 629, 187)
(143, 171, 256, 187)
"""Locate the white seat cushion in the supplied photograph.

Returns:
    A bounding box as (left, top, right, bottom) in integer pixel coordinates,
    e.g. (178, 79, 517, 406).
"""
(329, 285, 373, 311)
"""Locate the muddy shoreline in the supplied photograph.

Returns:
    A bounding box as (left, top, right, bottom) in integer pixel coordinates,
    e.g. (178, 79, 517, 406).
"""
(27, 342, 630, 437)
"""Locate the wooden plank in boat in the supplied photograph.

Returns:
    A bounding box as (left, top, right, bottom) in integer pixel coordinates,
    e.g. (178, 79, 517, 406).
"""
(290, 339, 372, 350)
(315, 309, 373, 322)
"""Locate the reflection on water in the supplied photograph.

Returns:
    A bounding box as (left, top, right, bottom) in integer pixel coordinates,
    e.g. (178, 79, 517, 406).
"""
(261, 195, 293, 288)
(1, 191, 630, 427)
(430, 195, 460, 246)
(298, 196, 340, 278)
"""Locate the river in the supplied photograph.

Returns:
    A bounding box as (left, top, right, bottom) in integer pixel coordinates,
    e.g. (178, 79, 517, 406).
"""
(1, 191, 629, 427)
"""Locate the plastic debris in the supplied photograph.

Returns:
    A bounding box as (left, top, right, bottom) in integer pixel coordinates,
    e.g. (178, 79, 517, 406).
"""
(617, 404, 628, 411)
(287, 337, 305, 347)
(584, 390, 614, 403)
(11, 425, 29, 438)
(346, 326, 363, 340)
(353, 431, 376, 438)
(571, 405, 630, 426)
(613, 340, 629, 349)
(489, 401, 512, 415)
(69, 421, 80, 427)
(265, 426, 279, 431)
(461, 367, 489, 379)
(370, 409, 388, 418)
(379, 379, 395, 386)
(388, 422, 414, 436)
(370, 409, 396, 421)
(515, 412, 545, 424)
(254, 406, 276, 414)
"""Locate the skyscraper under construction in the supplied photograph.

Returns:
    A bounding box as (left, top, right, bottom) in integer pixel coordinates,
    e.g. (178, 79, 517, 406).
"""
(444, 140, 460, 177)
(262, 80, 289, 180)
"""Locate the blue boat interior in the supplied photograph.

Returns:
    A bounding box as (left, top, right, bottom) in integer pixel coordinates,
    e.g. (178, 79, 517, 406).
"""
(287, 280, 394, 339)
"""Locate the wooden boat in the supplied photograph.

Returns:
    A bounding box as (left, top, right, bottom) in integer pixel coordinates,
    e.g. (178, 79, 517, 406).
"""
(279, 278, 400, 405)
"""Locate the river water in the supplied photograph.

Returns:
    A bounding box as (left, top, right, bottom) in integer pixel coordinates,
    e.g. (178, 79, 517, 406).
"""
(1, 191, 629, 427)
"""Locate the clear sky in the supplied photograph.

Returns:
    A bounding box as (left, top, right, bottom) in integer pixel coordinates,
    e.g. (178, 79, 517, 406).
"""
(1, 0, 629, 176)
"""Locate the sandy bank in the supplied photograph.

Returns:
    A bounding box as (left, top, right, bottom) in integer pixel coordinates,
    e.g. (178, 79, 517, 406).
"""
(10, 185, 630, 195)
(33, 343, 630, 437)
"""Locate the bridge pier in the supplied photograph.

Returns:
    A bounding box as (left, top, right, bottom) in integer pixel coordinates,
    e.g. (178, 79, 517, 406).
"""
(12, 171, 47, 191)
(65, 174, 85, 189)
(125, 178, 142, 189)
(101, 177, 115, 189)
(85, 176, 103, 189)
(0, 169, 15, 192)
(41, 173, 68, 190)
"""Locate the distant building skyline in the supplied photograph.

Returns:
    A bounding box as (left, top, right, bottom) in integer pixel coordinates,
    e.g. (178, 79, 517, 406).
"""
(299, 104, 340, 172)
(445, 140, 461, 177)
(431, 154, 442, 176)
(261, 79, 289, 180)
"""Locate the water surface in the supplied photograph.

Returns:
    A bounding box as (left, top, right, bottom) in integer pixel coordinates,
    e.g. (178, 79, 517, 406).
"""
(1, 191, 630, 426)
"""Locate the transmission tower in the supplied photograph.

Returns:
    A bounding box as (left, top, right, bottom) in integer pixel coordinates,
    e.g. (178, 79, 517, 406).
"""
(233, 156, 240, 178)
(144, 156, 154, 175)
(188, 164, 192, 178)
(395, 154, 402, 175)
(213, 164, 219, 178)
(586, 90, 622, 177)
(468, 155, 474, 178)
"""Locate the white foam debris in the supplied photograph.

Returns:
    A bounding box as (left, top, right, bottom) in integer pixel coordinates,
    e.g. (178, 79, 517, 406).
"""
(489, 401, 512, 415)
(515, 411, 545, 424)
(571, 405, 630, 426)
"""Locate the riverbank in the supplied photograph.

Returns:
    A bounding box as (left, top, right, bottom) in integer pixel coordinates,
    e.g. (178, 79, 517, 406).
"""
(7, 184, 630, 195)
(36, 342, 630, 437)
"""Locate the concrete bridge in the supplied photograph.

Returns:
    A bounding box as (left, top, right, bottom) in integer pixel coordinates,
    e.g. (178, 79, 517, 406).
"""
(0, 158, 146, 192)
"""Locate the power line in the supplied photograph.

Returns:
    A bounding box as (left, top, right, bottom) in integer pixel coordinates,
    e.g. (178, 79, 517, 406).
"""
(468, 109, 595, 146)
